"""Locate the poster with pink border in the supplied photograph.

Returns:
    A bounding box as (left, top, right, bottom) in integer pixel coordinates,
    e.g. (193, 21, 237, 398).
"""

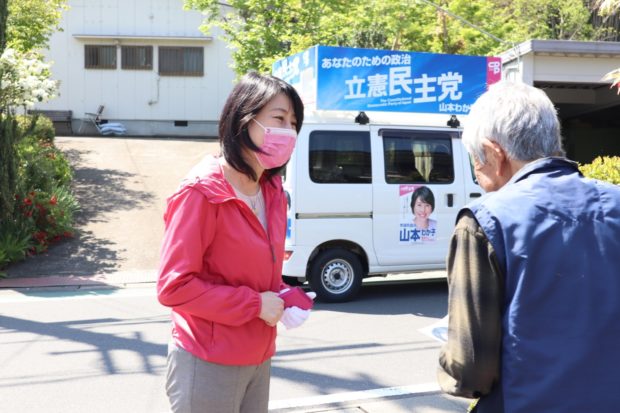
(399, 184, 437, 243)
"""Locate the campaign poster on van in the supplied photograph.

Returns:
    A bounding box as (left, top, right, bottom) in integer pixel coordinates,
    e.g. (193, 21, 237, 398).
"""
(400, 185, 437, 243)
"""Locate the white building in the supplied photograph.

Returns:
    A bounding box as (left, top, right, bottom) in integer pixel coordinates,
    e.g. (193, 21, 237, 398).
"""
(35, 0, 235, 137)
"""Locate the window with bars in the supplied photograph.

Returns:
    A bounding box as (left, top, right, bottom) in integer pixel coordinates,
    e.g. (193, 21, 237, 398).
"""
(158, 47, 204, 76)
(85, 45, 117, 69)
(121, 46, 153, 70)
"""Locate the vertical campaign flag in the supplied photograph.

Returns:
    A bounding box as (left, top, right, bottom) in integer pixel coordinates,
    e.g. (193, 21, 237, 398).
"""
(272, 47, 317, 107)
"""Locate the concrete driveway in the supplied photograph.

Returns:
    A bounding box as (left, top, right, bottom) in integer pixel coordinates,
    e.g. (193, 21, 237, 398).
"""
(3, 136, 219, 283)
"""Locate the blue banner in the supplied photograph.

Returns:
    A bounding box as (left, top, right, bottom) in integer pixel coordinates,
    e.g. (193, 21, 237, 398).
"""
(273, 45, 501, 115)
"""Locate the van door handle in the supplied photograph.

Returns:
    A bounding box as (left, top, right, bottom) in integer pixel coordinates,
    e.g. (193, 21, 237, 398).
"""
(446, 193, 454, 207)
(470, 192, 482, 198)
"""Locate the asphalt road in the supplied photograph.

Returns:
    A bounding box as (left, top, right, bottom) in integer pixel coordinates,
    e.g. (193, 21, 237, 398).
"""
(0, 279, 455, 413)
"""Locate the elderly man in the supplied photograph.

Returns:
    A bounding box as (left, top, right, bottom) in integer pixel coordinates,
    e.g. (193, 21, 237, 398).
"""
(438, 81, 620, 412)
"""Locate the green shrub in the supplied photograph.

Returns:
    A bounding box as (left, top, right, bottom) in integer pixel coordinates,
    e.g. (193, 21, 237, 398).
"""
(0, 220, 33, 272)
(16, 135, 72, 193)
(579, 156, 620, 185)
(15, 186, 79, 254)
(0, 113, 79, 273)
(16, 114, 55, 143)
(0, 250, 6, 274)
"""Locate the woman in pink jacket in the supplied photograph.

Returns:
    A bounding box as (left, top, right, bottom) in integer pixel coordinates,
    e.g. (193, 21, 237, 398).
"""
(157, 72, 308, 413)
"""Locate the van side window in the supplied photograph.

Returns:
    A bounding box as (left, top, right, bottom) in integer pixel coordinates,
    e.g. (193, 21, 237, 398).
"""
(309, 131, 372, 184)
(383, 133, 454, 184)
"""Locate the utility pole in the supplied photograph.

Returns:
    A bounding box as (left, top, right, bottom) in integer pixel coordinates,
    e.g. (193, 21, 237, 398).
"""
(440, 0, 448, 53)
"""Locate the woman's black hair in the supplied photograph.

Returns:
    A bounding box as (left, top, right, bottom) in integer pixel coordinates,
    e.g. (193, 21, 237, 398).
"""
(218, 71, 304, 182)
(410, 186, 435, 212)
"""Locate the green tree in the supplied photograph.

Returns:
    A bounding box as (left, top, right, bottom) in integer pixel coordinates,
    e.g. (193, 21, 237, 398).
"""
(599, 0, 620, 14)
(186, 0, 516, 75)
(598, 0, 620, 92)
(7, 0, 67, 52)
(1, 0, 66, 224)
(185, 0, 354, 74)
(417, 0, 514, 55)
(0, 0, 7, 52)
(186, 0, 616, 76)
(497, 0, 594, 42)
(0, 0, 15, 224)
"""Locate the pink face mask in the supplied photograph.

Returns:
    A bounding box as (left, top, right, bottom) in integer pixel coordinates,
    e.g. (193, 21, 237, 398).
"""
(252, 119, 297, 169)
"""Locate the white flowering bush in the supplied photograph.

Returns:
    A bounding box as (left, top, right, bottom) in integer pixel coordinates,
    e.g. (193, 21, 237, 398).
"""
(0, 48, 58, 111)
(598, 0, 620, 94)
(603, 68, 620, 95)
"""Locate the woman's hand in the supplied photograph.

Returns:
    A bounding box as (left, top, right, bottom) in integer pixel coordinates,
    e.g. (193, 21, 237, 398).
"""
(259, 291, 284, 326)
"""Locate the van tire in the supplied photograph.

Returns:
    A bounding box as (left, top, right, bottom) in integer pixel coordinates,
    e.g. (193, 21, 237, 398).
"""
(309, 249, 363, 302)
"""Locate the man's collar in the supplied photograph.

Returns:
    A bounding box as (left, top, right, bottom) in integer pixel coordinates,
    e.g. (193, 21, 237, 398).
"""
(507, 157, 579, 186)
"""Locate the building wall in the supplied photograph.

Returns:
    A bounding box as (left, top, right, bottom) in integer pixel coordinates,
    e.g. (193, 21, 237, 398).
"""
(533, 55, 620, 84)
(35, 0, 235, 137)
(502, 53, 535, 85)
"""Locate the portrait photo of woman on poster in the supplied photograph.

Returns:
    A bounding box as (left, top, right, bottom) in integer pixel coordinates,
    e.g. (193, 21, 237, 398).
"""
(409, 186, 436, 242)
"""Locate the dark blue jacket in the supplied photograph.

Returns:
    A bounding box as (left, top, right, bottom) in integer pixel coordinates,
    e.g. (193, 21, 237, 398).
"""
(468, 157, 620, 413)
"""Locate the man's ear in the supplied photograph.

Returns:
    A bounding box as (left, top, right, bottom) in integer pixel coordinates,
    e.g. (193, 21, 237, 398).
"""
(492, 142, 508, 177)
(488, 140, 518, 187)
(483, 139, 507, 177)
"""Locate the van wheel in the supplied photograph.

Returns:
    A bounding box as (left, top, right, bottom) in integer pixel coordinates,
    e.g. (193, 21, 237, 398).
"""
(309, 249, 363, 303)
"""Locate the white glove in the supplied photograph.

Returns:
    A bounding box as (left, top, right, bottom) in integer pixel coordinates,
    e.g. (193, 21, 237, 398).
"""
(280, 306, 310, 329)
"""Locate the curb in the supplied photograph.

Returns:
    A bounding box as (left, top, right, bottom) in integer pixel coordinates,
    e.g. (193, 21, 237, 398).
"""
(0, 270, 156, 290)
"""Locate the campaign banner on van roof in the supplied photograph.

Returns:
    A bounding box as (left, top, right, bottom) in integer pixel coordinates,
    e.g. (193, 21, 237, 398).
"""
(272, 45, 501, 115)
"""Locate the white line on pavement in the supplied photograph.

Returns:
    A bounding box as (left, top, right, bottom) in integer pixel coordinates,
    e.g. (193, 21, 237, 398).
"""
(268, 382, 441, 411)
(0, 287, 156, 303)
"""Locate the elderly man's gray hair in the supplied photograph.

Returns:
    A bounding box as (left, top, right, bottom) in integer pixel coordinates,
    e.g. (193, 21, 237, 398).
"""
(462, 81, 564, 164)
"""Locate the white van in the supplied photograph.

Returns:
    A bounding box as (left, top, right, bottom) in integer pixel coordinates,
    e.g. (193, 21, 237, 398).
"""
(282, 111, 483, 302)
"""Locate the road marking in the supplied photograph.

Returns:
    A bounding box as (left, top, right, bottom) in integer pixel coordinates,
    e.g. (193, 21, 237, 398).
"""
(0, 287, 156, 303)
(268, 382, 441, 411)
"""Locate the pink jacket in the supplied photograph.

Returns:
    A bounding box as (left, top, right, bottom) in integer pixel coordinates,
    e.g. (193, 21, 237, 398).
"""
(157, 156, 287, 365)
